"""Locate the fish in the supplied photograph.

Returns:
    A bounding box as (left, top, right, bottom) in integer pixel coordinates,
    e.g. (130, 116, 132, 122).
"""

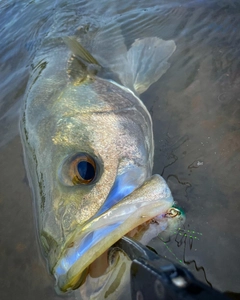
(20, 32, 183, 298)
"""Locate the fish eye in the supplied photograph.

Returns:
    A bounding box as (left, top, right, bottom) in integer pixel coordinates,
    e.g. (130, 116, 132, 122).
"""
(71, 153, 96, 185)
(60, 153, 97, 186)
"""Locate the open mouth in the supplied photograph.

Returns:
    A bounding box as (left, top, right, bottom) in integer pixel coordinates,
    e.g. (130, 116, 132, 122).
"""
(53, 174, 174, 292)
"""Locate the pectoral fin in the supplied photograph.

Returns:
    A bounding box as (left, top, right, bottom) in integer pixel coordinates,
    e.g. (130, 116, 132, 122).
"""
(63, 37, 102, 83)
(119, 37, 176, 95)
(63, 37, 101, 66)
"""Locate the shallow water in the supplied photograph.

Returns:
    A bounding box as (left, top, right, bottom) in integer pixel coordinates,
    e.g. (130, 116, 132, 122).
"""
(0, 0, 240, 299)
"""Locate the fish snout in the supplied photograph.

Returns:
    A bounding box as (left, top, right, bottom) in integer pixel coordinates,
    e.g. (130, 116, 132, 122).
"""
(53, 174, 174, 292)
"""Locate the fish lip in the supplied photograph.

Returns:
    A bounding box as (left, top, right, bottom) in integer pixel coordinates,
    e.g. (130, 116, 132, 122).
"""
(53, 174, 173, 292)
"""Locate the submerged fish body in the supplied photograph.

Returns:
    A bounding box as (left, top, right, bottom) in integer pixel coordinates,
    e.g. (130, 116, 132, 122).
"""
(20, 34, 180, 294)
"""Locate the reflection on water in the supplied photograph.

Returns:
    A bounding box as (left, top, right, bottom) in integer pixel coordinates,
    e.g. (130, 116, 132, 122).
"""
(0, 0, 240, 299)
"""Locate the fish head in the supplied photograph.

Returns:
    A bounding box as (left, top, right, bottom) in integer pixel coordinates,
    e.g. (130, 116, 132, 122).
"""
(23, 76, 172, 291)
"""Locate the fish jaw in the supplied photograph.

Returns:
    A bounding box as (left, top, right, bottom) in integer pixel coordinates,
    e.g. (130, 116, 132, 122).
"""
(53, 174, 173, 292)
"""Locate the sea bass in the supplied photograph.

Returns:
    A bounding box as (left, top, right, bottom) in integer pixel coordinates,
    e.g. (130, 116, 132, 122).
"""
(20, 34, 181, 296)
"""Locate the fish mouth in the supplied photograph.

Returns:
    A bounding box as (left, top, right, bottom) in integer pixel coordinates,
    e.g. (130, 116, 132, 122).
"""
(53, 174, 173, 292)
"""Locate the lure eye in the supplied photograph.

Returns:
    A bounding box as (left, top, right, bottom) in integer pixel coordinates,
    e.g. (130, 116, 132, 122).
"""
(71, 153, 96, 185)
(165, 207, 181, 218)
